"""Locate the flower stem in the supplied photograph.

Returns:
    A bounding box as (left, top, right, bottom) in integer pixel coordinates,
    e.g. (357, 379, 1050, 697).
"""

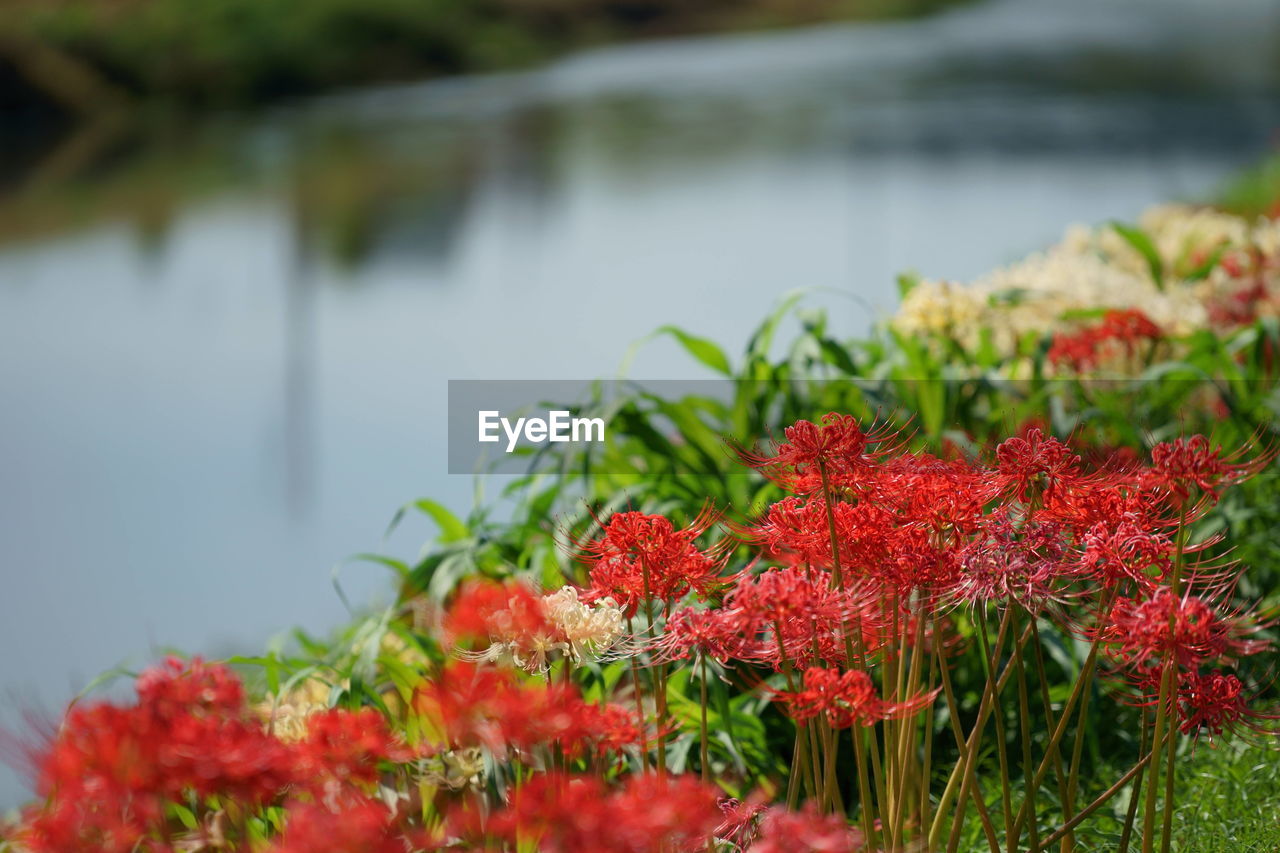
(976, 604, 1015, 852)
(936, 631, 1001, 853)
(1118, 712, 1151, 853)
(1034, 744, 1164, 853)
(1010, 608, 1040, 853)
(699, 653, 710, 784)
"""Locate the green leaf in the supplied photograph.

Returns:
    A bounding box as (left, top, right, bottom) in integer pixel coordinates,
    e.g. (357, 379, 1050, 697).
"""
(896, 272, 920, 299)
(167, 803, 198, 831)
(1111, 222, 1165, 289)
(1186, 243, 1228, 282)
(409, 499, 470, 544)
(653, 325, 733, 376)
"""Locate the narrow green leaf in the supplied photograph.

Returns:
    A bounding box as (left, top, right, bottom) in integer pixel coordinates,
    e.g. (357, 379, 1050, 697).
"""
(1111, 221, 1165, 289)
(654, 325, 733, 376)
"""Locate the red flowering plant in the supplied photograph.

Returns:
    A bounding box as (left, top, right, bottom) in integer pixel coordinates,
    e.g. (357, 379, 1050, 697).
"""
(635, 414, 1277, 853)
(1048, 308, 1165, 373)
(7, 657, 424, 852)
(4, 414, 1278, 853)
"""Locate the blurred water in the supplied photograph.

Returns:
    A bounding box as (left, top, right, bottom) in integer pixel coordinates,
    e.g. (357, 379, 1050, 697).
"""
(2, 0, 1280, 808)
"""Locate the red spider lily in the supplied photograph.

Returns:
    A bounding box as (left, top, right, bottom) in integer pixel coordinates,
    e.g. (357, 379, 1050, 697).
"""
(750, 803, 872, 852)
(292, 707, 414, 795)
(1078, 519, 1174, 589)
(444, 578, 562, 670)
(1099, 589, 1267, 669)
(488, 772, 721, 853)
(574, 703, 647, 759)
(136, 656, 245, 718)
(728, 566, 838, 631)
(268, 796, 423, 853)
(1048, 308, 1162, 372)
(653, 605, 763, 664)
(737, 413, 905, 491)
(743, 496, 898, 578)
(778, 667, 937, 730)
(994, 428, 1083, 504)
(1103, 308, 1163, 341)
(715, 796, 768, 849)
(1147, 434, 1272, 501)
(952, 516, 1073, 610)
(871, 524, 965, 600)
(1175, 669, 1280, 742)
(413, 661, 639, 759)
(1036, 472, 1173, 529)
(725, 568, 886, 670)
(575, 509, 727, 616)
(1047, 329, 1102, 372)
(17, 658, 295, 853)
(1208, 278, 1270, 329)
(743, 495, 846, 568)
(866, 453, 995, 536)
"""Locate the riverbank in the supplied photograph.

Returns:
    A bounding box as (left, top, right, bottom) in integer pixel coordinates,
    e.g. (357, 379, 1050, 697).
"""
(0, 0, 963, 118)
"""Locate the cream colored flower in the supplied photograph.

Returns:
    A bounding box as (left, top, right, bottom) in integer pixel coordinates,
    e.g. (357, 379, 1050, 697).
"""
(454, 584, 632, 674)
(255, 677, 334, 742)
(890, 202, 1280, 369)
(421, 747, 486, 791)
(541, 586, 628, 665)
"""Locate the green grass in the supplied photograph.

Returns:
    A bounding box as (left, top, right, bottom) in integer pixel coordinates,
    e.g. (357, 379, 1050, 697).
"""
(1172, 740, 1280, 852)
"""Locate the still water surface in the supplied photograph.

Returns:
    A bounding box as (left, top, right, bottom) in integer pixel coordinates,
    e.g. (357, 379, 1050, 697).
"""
(2, 0, 1279, 806)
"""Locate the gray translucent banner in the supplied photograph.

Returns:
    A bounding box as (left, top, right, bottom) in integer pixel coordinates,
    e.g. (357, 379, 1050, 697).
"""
(447, 378, 1276, 476)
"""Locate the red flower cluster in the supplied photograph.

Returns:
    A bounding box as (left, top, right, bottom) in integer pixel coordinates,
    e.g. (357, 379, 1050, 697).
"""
(10, 413, 1276, 851)
(1147, 434, 1269, 500)
(15, 658, 417, 853)
(268, 798, 420, 853)
(413, 661, 643, 759)
(442, 578, 564, 670)
(710, 415, 1274, 749)
(751, 803, 872, 853)
(294, 706, 412, 790)
(1047, 308, 1162, 371)
(477, 772, 722, 853)
(577, 508, 726, 615)
(1100, 589, 1258, 669)
(781, 667, 936, 730)
(19, 658, 295, 852)
(657, 567, 885, 671)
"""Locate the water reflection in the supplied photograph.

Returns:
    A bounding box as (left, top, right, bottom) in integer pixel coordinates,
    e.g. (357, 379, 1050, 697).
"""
(2, 0, 1279, 808)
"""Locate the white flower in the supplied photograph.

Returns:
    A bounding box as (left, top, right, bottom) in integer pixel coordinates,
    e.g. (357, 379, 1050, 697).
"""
(541, 586, 628, 665)
(890, 202, 1280, 367)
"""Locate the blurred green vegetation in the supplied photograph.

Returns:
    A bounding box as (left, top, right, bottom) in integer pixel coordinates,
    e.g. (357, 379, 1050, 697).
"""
(0, 0, 966, 114)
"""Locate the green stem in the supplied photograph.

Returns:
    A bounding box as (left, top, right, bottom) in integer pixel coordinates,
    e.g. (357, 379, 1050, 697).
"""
(919, 642, 939, 839)
(1034, 747, 1162, 853)
(1030, 619, 1072, 819)
(1009, 588, 1119, 845)
(776, 620, 816, 804)
(626, 615, 649, 773)
(930, 607, 1014, 852)
(1144, 504, 1189, 853)
(851, 713, 878, 848)
(1060, 644, 1097, 853)
(1011, 609, 1040, 853)
(935, 623, 1001, 853)
(976, 605, 1014, 852)
(1118, 712, 1151, 853)
(699, 653, 710, 784)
